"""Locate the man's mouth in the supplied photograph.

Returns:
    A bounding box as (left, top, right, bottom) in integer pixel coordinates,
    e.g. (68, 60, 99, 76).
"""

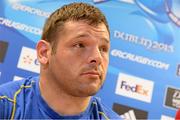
(80, 71, 101, 78)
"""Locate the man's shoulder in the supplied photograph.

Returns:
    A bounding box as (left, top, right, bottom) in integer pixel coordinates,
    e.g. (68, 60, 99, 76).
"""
(0, 76, 39, 118)
(0, 76, 38, 98)
(92, 97, 122, 119)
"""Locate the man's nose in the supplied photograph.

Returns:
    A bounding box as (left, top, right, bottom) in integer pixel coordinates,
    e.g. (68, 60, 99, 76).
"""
(87, 47, 102, 66)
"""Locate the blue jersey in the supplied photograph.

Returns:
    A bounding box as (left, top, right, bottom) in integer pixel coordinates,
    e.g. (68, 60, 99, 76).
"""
(0, 76, 121, 119)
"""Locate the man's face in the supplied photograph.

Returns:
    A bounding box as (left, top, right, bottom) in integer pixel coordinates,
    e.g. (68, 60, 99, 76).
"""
(48, 21, 110, 97)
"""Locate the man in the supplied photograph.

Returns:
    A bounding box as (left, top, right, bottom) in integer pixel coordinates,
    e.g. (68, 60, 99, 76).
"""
(0, 2, 121, 119)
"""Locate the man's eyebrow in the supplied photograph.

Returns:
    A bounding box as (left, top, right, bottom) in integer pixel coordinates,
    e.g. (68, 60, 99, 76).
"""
(75, 34, 89, 39)
(75, 33, 110, 43)
(101, 37, 110, 43)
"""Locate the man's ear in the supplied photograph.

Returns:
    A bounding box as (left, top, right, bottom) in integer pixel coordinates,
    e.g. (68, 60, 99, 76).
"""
(36, 40, 51, 65)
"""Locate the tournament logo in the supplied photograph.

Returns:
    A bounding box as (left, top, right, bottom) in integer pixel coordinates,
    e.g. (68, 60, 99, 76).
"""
(115, 73, 154, 103)
(0, 41, 8, 63)
(113, 103, 148, 119)
(135, 0, 179, 45)
(164, 0, 180, 27)
(164, 86, 180, 109)
(17, 46, 40, 73)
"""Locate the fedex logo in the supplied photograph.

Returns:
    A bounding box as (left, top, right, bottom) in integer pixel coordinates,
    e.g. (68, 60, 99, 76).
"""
(120, 81, 148, 96)
(115, 73, 154, 103)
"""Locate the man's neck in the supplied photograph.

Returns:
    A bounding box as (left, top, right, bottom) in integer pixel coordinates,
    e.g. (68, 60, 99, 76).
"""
(39, 75, 91, 116)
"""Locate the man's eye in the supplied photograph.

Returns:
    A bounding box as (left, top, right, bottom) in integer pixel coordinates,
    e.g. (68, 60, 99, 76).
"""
(99, 46, 108, 53)
(75, 43, 85, 48)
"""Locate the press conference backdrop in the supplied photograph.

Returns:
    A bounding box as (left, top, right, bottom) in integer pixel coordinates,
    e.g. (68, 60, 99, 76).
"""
(0, 0, 180, 119)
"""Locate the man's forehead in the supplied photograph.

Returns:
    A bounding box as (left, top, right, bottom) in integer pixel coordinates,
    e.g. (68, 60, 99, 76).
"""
(64, 21, 109, 39)
(65, 21, 108, 32)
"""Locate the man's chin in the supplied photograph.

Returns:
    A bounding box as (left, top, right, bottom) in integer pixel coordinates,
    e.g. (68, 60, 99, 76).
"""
(75, 87, 101, 97)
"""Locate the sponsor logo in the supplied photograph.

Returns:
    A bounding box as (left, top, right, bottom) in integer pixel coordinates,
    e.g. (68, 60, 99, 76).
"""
(111, 49, 170, 70)
(0, 17, 42, 35)
(12, 3, 50, 18)
(161, 115, 174, 120)
(115, 73, 154, 103)
(0, 41, 8, 63)
(176, 64, 180, 76)
(121, 110, 136, 120)
(17, 46, 40, 73)
(113, 103, 148, 119)
(164, 86, 180, 109)
(13, 76, 24, 81)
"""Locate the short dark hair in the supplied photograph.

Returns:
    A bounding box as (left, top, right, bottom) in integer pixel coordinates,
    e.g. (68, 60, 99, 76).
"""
(41, 2, 110, 52)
